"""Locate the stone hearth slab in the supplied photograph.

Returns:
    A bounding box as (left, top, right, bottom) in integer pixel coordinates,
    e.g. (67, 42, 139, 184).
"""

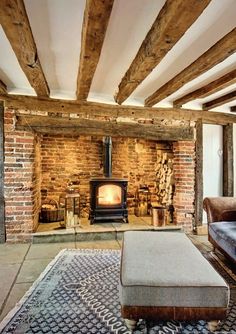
(75, 221, 116, 241)
(33, 215, 182, 243)
(113, 223, 153, 232)
(76, 222, 115, 232)
(32, 228, 75, 243)
(76, 230, 117, 242)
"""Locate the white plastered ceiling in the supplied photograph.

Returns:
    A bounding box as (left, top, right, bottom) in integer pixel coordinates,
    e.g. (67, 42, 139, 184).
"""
(0, 0, 236, 111)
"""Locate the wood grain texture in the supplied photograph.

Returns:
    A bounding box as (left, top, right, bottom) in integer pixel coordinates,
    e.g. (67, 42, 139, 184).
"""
(195, 120, 203, 228)
(76, 0, 114, 100)
(203, 90, 236, 110)
(223, 123, 234, 196)
(174, 68, 236, 107)
(115, 0, 211, 104)
(0, 0, 49, 97)
(121, 305, 227, 321)
(16, 114, 194, 141)
(0, 80, 7, 94)
(145, 28, 236, 106)
(2, 94, 236, 125)
(0, 102, 5, 243)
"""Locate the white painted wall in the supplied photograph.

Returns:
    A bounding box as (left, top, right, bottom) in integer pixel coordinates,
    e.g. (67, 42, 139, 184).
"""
(234, 124, 236, 196)
(203, 124, 223, 223)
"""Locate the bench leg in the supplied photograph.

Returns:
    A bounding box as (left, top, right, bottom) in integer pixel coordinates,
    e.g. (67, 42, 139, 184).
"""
(124, 319, 137, 331)
(207, 320, 220, 332)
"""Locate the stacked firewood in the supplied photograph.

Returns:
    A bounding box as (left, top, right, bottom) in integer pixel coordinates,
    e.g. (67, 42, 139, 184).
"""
(155, 150, 174, 206)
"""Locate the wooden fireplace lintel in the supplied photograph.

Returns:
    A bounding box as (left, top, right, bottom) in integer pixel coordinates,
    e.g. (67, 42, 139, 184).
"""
(15, 114, 194, 141)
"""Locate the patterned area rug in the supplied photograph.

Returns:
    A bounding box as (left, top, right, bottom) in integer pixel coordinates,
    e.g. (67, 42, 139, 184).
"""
(0, 248, 236, 334)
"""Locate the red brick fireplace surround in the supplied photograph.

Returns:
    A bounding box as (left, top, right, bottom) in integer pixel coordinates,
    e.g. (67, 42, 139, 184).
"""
(4, 108, 195, 242)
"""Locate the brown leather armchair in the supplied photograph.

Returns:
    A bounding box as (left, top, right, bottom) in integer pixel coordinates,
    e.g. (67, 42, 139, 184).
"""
(203, 197, 236, 264)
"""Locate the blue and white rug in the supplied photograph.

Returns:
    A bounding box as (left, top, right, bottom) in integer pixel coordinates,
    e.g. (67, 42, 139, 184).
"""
(0, 249, 235, 334)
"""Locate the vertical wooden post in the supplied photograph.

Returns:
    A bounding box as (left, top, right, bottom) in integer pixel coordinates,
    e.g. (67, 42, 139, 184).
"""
(223, 123, 234, 196)
(0, 101, 5, 243)
(195, 119, 203, 229)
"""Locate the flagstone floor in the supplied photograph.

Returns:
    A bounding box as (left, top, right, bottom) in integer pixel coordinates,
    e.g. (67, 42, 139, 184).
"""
(0, 233, 235, 325)
(0, 239, 123, 322)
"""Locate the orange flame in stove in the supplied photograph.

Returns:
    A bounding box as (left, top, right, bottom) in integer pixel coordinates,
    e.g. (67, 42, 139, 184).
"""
(98, 185, 121, 205)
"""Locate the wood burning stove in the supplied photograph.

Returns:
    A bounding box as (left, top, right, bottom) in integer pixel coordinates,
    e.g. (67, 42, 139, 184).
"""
(90, 178, 128, 224)
(89, 136, 128, 224)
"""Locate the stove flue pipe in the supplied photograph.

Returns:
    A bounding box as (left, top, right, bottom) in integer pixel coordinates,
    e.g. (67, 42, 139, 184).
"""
(103, 136, 112, 177)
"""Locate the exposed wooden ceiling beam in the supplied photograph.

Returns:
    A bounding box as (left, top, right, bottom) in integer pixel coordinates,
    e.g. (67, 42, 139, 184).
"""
(115, 0, 211, 105)
(230, 106, 236, 112)
(1, 94, 236, 125)
(76, 0, 114, 100)
(173, 68, 236, 107)
(16, 114, 194, 141)
(0, 80, 7, 94)
(202, 90, 236, 110)
(145, 28, 236, 107)
(0, 0, 49, 97)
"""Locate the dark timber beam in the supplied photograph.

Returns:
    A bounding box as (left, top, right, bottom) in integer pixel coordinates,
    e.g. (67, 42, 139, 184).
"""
(0, 0, 50, 97)
(145, 28, 236, 106)
(115, 0, 211, 104)
(194, 120, 203, 229)
(174, 68, 236, 107)
(223, 123, 234, 196)
(16, 114, 195, 141)
(203, 90, 236, 110)
(76, 0, 114, 100)
(0, 101, 5, 243)
(2, 94, 236, 125)
(0, 80, 7, 95)
(230, 106, 236, 112)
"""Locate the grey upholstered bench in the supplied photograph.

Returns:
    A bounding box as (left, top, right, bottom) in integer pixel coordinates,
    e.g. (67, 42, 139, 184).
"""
(120, 231, 229, 331)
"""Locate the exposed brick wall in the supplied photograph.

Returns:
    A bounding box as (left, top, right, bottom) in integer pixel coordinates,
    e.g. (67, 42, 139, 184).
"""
(41, 135, 103, 217)
(3, 108, 196, 241)
(112, 139, 172, 211)
(4, 109, 41, 242)
(172, 141, 195, 230)
(41, 136, 169, 216)
(33, 136, 42, 229)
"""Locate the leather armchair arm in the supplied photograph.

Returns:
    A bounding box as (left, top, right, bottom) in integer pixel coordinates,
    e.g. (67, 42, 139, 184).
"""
(203, 197, 236, 223)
